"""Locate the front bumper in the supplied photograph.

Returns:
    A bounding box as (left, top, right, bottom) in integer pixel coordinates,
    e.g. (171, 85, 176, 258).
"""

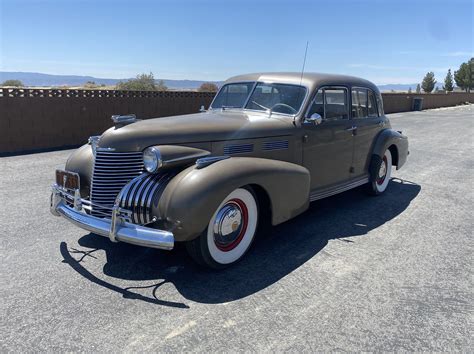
(50, 184, 174, 250)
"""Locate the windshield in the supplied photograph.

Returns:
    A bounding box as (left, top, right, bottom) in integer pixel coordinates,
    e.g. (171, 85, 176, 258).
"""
(211, 81, 307, 115)
(245, 83, 306, 115)
(211, 82, 255, 109)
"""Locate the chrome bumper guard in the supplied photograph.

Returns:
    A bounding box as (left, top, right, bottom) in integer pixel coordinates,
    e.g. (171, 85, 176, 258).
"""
(50, 184, 174, 250)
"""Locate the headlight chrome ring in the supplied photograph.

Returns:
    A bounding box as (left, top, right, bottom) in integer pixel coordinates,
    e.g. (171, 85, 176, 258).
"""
(143, 146, 162, 173)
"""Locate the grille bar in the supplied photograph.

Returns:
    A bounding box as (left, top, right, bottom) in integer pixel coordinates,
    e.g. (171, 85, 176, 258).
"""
(90, 151, 144, 218)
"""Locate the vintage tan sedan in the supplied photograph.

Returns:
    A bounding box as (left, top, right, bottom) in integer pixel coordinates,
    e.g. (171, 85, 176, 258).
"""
(51, 72, 409, 268)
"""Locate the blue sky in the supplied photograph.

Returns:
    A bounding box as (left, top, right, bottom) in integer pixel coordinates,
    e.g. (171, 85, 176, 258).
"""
(1, 0, 473, 84)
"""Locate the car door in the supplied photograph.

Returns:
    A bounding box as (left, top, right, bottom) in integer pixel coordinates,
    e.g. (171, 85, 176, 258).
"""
(303, 87, 354, 190)
(350, 87, 384, 177)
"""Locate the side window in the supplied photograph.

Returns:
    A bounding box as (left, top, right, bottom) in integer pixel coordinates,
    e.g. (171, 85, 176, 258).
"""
(376, 93, 384, 116)
(323, 88, 348, 120)
(308, 91, 324, 117)
(307, 87, 348, 121)
(351, 88, 368, 118)
(368, 90, 378, 117)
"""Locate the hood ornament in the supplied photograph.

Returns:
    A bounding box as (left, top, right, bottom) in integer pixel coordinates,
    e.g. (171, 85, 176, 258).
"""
(111, 114, 139, 127)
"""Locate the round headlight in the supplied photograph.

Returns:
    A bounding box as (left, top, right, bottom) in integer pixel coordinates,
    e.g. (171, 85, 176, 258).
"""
(143, 146, 162, 173)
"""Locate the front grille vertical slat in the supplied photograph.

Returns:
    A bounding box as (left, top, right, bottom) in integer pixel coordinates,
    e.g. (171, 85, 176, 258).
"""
(90, 151, 143, 218)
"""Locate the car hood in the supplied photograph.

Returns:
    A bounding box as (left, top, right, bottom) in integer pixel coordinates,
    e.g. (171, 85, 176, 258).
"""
(98, 110, 295, 152)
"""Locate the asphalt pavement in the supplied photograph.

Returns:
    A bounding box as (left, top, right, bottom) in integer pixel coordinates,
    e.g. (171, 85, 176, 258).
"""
(1, 105, 472, 351)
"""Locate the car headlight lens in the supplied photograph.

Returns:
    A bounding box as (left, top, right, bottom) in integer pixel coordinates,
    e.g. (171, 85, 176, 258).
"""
(143, 146, 162, 173)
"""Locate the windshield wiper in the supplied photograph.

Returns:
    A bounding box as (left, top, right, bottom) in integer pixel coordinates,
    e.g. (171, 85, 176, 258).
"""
(221, 105, 240, 111)
(251, 101, 270, 111)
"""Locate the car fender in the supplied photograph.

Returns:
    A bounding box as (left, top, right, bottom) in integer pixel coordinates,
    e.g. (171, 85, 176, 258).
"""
(372, 128, 409, 170)
(156, 157, 311, 241)
(65, 144, 94, 197)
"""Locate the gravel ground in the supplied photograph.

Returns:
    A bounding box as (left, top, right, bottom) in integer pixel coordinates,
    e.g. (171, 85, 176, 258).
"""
(1, 105, 472, 351)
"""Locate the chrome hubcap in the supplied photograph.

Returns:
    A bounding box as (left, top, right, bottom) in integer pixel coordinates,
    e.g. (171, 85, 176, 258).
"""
(213, 199, 248, 252)
(377, 156, 388, 185)
(378, 162, 386, 179)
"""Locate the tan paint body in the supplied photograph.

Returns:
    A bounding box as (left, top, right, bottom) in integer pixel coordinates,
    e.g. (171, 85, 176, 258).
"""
(64, 72, 409, 242)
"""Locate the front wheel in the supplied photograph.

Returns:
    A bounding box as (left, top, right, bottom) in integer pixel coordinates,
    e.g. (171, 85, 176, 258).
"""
(186, 187, 258, 269)
(367, 149, 392, 195)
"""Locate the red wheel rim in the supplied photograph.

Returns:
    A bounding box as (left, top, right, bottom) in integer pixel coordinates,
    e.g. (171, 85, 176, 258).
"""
(214, 198, 249, 252)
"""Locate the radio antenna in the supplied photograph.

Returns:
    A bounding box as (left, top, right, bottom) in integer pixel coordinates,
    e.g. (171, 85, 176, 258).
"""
(293, 41, 309, 126)
(299, 41, 309, 86)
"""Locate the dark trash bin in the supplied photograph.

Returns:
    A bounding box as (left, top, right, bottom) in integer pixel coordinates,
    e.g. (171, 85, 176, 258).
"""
(412, 97, 423, 111)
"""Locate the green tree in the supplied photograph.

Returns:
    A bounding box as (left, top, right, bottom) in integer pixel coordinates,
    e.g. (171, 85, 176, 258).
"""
(84, 81, 98, 89)
(421, 72, 436, 93)
(115, 72, 165, 91)
(416, 84, 421, 93)
(454, 58, 474, 92)
(156, 79, 168, 92)
(408, 87, 412, 94)
(1, 79, 24, 87)
(443, 69, 454, 92)
(198, 82, 219, 92)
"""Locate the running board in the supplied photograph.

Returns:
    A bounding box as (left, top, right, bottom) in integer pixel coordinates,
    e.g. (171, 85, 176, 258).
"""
(309, 176, 369, 202)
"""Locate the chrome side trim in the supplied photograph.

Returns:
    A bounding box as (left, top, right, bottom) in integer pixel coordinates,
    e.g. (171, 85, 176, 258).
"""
(309, 176, 369, 202)
(196, 156, 230, 169)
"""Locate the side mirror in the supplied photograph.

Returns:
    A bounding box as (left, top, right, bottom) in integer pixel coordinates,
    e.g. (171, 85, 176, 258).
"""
(199, 105, 206, 112)
(305, 113, 323, 125)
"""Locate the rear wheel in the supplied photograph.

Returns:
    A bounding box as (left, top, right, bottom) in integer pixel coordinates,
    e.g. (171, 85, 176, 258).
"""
(367, 149, 392, 195)
(186, 187, 258, 269)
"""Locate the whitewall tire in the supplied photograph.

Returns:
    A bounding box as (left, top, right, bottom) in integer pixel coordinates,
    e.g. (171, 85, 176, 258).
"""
(186, 187, 258, 268)
(368, 149, 392, 195)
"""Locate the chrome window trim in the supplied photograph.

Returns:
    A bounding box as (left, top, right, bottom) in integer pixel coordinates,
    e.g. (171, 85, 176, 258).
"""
(304, 85, 349, 120)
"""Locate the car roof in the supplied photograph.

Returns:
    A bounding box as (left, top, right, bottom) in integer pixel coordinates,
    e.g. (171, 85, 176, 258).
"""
(224, 72, 380, 93)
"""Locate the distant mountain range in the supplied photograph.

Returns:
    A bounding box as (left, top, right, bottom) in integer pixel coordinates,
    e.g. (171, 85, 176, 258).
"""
(0, 71, 427, 92)
(0, 72, 222, 90)
(378, 83, 424, 92)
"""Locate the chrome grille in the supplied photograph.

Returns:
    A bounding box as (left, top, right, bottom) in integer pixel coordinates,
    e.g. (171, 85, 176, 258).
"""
(90, 151, 144, 218)
(117, 172, 174, 225)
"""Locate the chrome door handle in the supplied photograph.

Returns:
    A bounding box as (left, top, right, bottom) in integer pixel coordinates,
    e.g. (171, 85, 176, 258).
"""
(378, 120, 385, 127)
(345, 126, 357, 131)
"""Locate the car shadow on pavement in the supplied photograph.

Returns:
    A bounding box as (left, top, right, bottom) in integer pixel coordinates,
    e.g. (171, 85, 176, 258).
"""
(60, 178, 420, 307)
